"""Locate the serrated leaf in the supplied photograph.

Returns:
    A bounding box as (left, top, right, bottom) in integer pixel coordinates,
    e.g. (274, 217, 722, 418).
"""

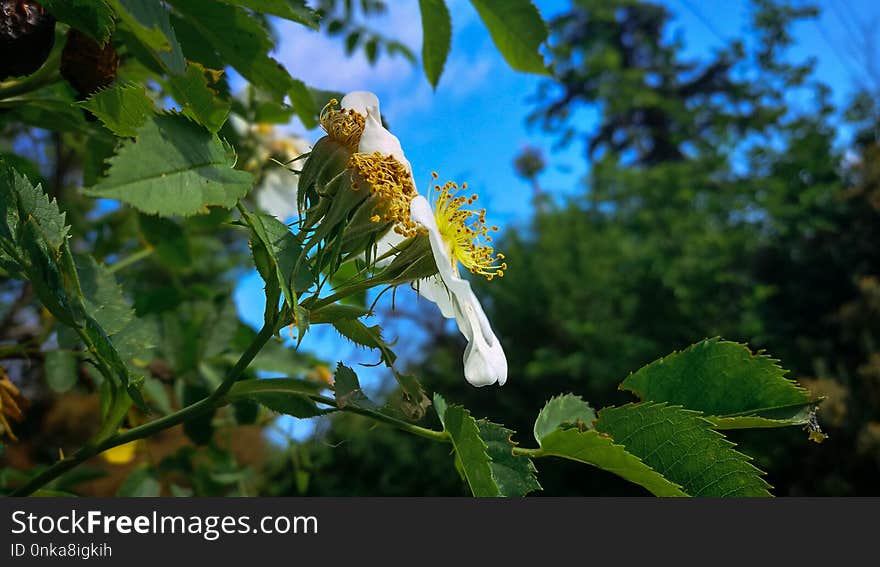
(78, 83, 155, 137)
(469, 0, 548, 74)
(168, 63, 231, 133)
(44, 350, 78, 393)
(168, 0, 294, 99)
(533, 393, 596, 444)
(596, 403, 772, 497)
(111, 0, 186, 74)
(333, 362, 375, 409)
(42, 0, 114, 44)
(478, 420, 541, 496)
(0, 161, 69, 252)
(621, 338, 815, 428)
(434, 393, 500, 497)
(85, 114, 254, 217)
(419, 0, 452, 87)
(219, 0, 320, 30)
(242, 210, 308, 321)
(539, 428, 687, 497)
(75, 256, 134, 336)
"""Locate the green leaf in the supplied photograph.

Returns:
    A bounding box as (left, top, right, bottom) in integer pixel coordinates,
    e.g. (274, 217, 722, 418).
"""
(78, 82, 156, 137)
(333, 362, 375, 409)
(226, 377, 326, 399)
(167, 64, 231, 134)
(620, 338, 816, 428)
(219, 0, 320, 30)
(167, 0, 294, 99)
(289, 79, 319, 129)
(478, 420, 541, 496)
(533, 393, 596, 444)
(242, 210, 307, 321)
(110, 0, 186, 74)
(44, 350, 78, 393)
(137, 215, 191, 270)
(226, 378, 326, 418)
(469, 0, 548, 74)
(419, 0, 452, 87)
(0, 161, 69, 252)
(116, 466, 161, 497)
(85, 114, 254, 217)
(596, 403, 772, 497)
(434, 393, 499, 497)
(538, 428, 687, 497)
(42, 0, 114, 44)
(75, 255, 134, 336)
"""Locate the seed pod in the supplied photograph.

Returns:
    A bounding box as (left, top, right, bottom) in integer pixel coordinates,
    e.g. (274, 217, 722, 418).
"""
(0, 0, 56, 81)
(60, 28, 118, 98)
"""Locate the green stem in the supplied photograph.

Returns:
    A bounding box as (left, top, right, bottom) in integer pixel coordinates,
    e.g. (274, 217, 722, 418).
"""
(107, 247, 155, 274)
(0, 48, 62, 100)
(512, 447, 543, 458)
(10, 323, 276, 497)
(310, 394, 449, 443)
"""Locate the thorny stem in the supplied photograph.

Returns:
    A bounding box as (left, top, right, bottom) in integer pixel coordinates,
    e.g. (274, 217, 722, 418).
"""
(309, 394, 450, 443)
(10, 322, 277, 497)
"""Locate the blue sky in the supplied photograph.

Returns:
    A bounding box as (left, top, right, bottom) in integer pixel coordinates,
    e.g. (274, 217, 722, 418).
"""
(237, 0, 880, 443)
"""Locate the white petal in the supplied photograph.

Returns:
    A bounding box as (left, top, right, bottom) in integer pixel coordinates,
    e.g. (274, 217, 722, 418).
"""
(410, 195, 508, 387)
(340, 91, 380, 117)
(256, 171, 299, 222)
(358, 108, 412, 174)
(415, 275, 455, 318)
(371, 229, 407, 268)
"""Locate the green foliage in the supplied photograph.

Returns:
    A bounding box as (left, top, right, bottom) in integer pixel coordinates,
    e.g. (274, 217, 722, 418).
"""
(333, 363, 375, 409)
(477, 420, 541, 496)
(112, 0, 186, 75)
(419, 0, 452, 87)
(85, 114, 254, 216)
(621, 338, 817, 429)
(538, 428, 687, 497)
(78, 83, 157, 138)
(42, 0, 115, 44)
(435, 394, 499, 496)
(226, 377, 327, 418)
(533, 394, 596, 443)
(167, 0, 291, 99)
(596, 404, 772, 497)
(219, 0, 320, 29)
(468, 0, 548, 75)
(435, 394, 539, 497)
(167, 64, 231, 134)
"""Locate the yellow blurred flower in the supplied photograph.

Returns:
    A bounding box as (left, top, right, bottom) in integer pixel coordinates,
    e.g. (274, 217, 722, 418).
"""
(0, 367, 28, 442)
(101, 439, 142, 465)
(309, 365, 333, 385)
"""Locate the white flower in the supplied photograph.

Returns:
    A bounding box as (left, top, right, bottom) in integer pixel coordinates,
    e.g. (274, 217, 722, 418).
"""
(343, 90, 508, 387)
(254, 135, 311, 222)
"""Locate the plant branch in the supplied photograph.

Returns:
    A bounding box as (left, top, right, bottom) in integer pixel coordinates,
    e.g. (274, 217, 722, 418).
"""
(310, 393, 450, 443)
(10, 322, 277, 497)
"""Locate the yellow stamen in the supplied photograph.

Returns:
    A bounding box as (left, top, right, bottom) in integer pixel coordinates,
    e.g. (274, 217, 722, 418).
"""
(320, 99, 366, 149)
(349, 152, 421, 237)
(431, 177, 506, 280)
